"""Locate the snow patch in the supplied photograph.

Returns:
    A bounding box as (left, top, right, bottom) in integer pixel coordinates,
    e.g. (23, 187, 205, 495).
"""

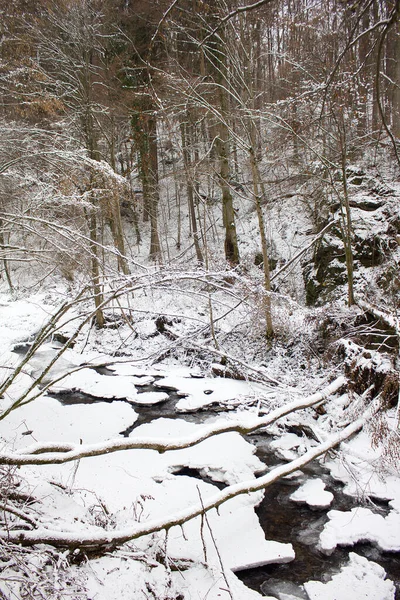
(50, 368, 139, 401)
(129, 391, 169, 405)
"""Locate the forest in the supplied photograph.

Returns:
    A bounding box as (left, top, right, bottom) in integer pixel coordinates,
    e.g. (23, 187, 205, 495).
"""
(0, 0, 399, 599)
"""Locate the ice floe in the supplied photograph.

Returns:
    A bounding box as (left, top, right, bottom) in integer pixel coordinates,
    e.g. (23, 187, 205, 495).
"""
(290, 478, 334, 508)
(304, 552, 395, 600)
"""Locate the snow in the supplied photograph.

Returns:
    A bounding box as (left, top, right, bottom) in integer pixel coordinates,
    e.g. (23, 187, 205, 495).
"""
(154, 374, 266, 411)
(107, 361, 202, 378)
(0, 378, 294, 588)
(134, 318, 157, 338)
(319, 506, 400, 554)
(270, 432, 312, 460)
(130, 391, 169, 404)
(129, 417, 266, 485)
(325, 428, 400, 502)
(0, 393, 137, 447)
(260, 579, 309, 600)
(49, 368, 139, 400)
(149, 475, 294, 572)
(84, 554, 176, 600)
(318, 427, 400, 555)
(0, 294, 52, 347)
(290, 478, 334, 508)
(304, 553, 396, 600)
(171, 563, 268, 600)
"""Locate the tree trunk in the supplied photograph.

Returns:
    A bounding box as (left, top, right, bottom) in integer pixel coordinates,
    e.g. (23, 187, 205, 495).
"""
(249, 147, 274, 338)
(85, 207, 105, 328)
(132, 104, 161, 259)
(208, 22, 240, 265)
(392, 20, 400, 139)
(0, 220, 13, 294)
(107, 196, 130, 275)
(218, 122, 240, 265)
(339, 128, 355, 307)
(180, 116, 204, 263)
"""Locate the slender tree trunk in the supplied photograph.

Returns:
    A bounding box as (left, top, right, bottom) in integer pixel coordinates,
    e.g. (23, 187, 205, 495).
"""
(107, 195, 130, 275)
(180, 116, 204, 263)
(85, 207, 105, 328)
(132, 105, 161, 259)
(0, 221, 13, 294)
(83, 103, 105, 326)
(339, 126, 355, 307)
(392, 21, 400, 138)
(249, 145, 274, 338)
(147, 113, 161, 259)
(217, 121, 240, 265)
(208, 23, 240, 265)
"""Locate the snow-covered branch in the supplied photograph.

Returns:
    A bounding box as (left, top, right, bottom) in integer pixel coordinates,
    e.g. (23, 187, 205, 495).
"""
(357, 300, 399, 335)
(1, 376, 346, 466)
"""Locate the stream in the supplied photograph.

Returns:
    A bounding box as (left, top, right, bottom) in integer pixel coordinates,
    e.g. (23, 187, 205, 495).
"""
(11, 340, 399, 599)
(238, 438, 400, 598)
(46, 368, 400, 600)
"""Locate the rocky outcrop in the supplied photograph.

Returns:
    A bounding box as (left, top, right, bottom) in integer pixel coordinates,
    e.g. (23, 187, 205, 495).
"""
(303, 171, 400, 307)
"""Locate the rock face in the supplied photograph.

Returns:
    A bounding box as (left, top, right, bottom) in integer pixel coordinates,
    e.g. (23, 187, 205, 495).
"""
(303, 170, 400, 307)
(304, 228, 347, 306)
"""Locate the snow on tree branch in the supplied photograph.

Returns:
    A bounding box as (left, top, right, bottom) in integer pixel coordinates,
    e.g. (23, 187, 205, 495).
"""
(2, 376, 346, 465)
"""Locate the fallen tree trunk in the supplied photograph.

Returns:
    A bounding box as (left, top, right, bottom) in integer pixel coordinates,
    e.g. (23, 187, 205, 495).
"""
(3, 376, 346, 466)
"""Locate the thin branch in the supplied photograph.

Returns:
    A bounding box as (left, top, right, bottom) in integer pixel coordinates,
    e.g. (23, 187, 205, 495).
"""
(150, 0, 180, 45)
(0, 503, 38, 528)
(201, 0, 275, 45)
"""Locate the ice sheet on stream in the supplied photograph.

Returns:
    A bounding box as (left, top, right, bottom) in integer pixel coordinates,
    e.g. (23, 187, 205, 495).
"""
(319, 505, 400, 554)
(48, 367, 168, 404)
(0, 393, 138, 446)
(20, 351, 167, 405)
(257, 554, 396, 600)
(47, 358, 273, 411)
(83, 557, 268, 600)
(154, 373, 268, 411)
(304, 552, 396, 600)
(107, 361, 202, 378)
(290, 478, 334, 508)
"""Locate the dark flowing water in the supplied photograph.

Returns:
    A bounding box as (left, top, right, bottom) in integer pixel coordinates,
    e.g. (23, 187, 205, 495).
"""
(43, 365, 400, 599)
(237, 438, 400, 598)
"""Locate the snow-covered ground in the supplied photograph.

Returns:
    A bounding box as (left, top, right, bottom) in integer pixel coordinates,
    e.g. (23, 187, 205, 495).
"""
(0, 291, 399, 600)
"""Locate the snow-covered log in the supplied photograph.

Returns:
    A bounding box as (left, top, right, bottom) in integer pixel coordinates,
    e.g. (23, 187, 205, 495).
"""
(357, 300, 399, 335)
(1, 376, 346, 466)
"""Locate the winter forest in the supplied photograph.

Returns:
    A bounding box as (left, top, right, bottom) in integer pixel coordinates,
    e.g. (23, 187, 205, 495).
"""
(0, 0, 399, 598)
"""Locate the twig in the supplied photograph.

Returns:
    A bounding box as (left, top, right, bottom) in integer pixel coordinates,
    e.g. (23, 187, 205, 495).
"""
(196, 486, 233, 599)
